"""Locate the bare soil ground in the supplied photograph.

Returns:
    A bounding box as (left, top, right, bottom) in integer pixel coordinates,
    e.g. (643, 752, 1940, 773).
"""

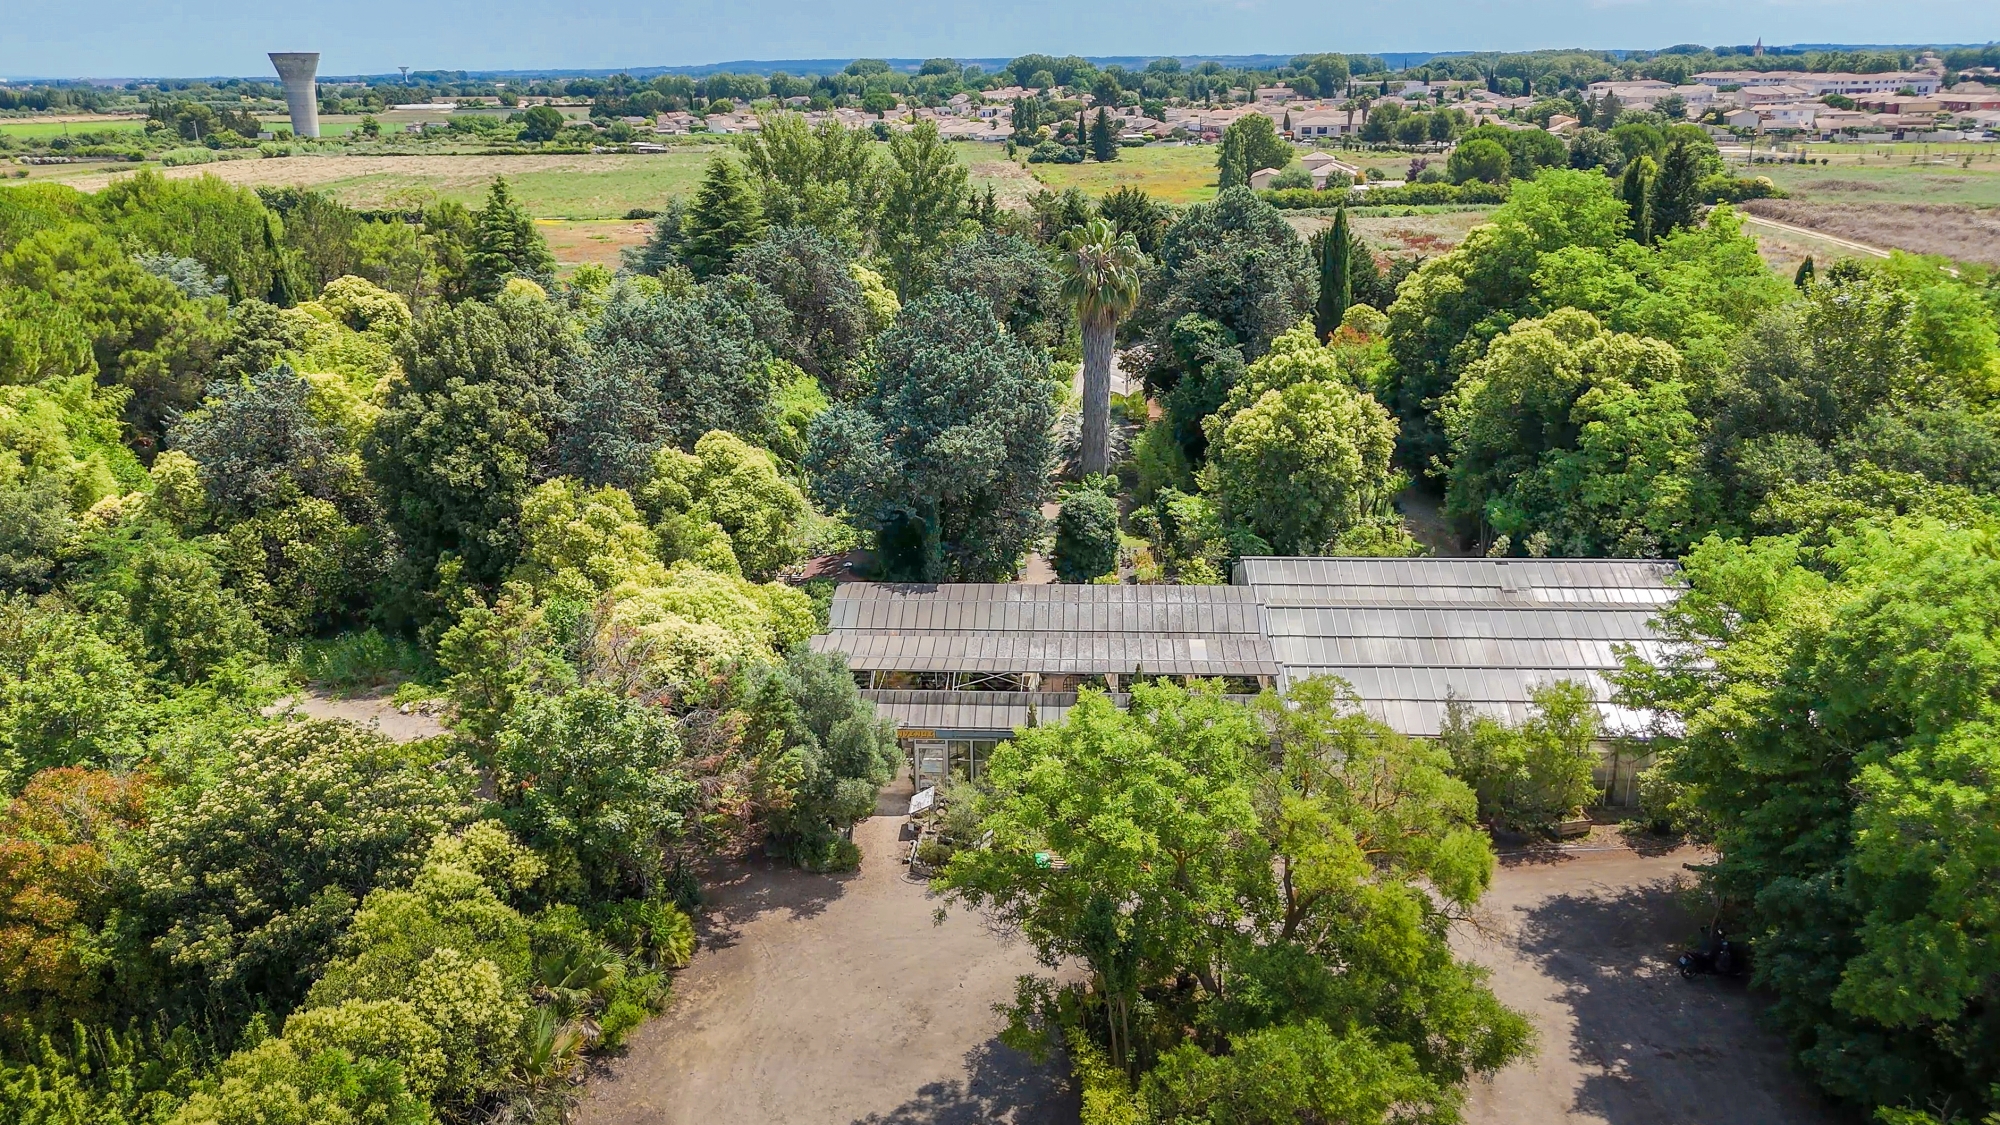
(51, 153, 648, 197)
(264, 687, 444, 742)
(576, 792, 1077, 1125)
(540, 218, 655, 271)
(1743, 199, 2000, 268)
(1457, 839, 1847, 1125)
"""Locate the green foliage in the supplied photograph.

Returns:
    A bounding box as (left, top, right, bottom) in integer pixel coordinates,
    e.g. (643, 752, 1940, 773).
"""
(466, 178, 554, 298)
(1215, 115, 1290, 190)
(136, 721, 478, 1023)
(734, 113, 882, 245)
(1312, 209, 1351, 341)
(806, 290, 1054, 581)
(640, 430, 808, 582)
(738, 650, 899, 870)
(879, 122, 969, 297)
(679, 158, 766, 279)
(729, 226, 872, 394)
(936, 231, 1072, 356)
(1138, 188, 1313, 391)
(367, 291, 571, 589)
(0, 598, 144, 791)
(1204, 324, 1408, 556)
(1446, 138, 1512, 185)
(1616, 523, 2000, 1121)
(1440, 308, 1707, 557)
(494, 689, 696, 902)
(1053, 483, 1120, 583)
(937, 679, 1528, 1114)
(1439, 682, 1602, 831)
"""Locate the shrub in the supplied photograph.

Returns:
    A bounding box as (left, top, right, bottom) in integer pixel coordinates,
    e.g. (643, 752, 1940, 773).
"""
(1053, 485, 1120, 583)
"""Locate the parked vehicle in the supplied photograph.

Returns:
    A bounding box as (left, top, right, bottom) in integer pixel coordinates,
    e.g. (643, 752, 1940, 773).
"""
(1678, 924, 1744, 979)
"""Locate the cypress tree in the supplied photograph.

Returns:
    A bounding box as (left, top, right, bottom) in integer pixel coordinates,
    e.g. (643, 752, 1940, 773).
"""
(1619, 155, 1655, 245)
(1648, 139, 1703, 239)
(468, 177, 554, 298)
(1315, 209, 1352, 340)
(1089, 108, 1119, 162)
(679, 157, 766, 279)
(1794, 255, 1816, 289)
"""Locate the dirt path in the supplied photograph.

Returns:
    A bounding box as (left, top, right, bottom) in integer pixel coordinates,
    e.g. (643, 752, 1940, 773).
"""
(264, 688, 444, 742)
(1457, 842, 1843, 1125)
(577, 803, 1076, 1125)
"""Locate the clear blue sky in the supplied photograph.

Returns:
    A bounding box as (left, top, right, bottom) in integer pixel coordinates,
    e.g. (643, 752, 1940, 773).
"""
(5, 0, 1995, 79)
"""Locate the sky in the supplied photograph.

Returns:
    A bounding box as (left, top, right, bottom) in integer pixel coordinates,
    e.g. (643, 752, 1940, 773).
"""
(5, 0, 1996, 79)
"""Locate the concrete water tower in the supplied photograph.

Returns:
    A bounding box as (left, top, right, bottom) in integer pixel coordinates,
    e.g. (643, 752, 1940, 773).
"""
(268, 52, 321, 138)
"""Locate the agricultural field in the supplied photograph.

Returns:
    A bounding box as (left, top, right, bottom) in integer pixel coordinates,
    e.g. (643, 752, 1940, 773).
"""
(0, 116, 148, 139)
(1024, 143, 1223, 203)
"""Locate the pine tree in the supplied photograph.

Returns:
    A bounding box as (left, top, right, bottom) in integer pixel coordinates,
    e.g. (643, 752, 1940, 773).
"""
(1648, 139, 1702, 239)
(1794, 255, 1816, 289)
(679, 157, 767, 279)
(468, 177, 554, 298)
(1619, 155, 1655, 245)
(1089, 107, 1119, 162)
(1314, 209, 1352, 340)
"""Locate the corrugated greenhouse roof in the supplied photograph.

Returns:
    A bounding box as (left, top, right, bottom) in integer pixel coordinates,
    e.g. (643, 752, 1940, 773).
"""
(813, 583, 1280, 676)
(1238, 556, 1677, 737)
(813, 558, 1681, 740)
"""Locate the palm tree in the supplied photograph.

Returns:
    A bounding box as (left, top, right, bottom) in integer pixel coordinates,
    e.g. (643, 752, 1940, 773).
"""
(1060, 217, 1145, 478)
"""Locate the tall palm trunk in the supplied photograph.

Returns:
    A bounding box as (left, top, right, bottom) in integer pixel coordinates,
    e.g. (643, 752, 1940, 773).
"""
(1080, 315, 1114, 477)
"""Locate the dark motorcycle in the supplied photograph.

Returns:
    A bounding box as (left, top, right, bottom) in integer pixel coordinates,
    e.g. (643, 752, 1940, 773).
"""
(1678, 925, 1742, 979)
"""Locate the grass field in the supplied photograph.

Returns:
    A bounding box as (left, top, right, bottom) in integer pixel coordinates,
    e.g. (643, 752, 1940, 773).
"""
(1751, 161, 2000, 207)
(539, 218, 657, 270)
(1026, 144, 1223, 204)
(0, 118, 148, 139)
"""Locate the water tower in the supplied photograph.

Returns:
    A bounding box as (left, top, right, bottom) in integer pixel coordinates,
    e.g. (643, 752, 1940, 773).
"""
(269, 52, 321, 138)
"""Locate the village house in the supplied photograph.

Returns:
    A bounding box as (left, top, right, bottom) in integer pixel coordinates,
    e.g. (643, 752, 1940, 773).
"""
(1694, 70, 1941, 97)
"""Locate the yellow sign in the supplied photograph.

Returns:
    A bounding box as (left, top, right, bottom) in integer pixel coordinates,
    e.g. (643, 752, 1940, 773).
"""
(898, 729, 937, 739)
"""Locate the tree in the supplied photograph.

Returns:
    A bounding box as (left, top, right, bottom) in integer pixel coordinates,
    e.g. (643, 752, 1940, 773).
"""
(1216, 114, 1290, 189)
(806, 290, 1054, 581)
(622, 198, 688, 278)
(935, 679, 1528, 1112)
(1137, 187, 1314, 394)
(1440, 683, 1603, 831)
(1648, 138, 1702, 239)
(466, 178, 553, 299)
(1794, 255, 1815, 289)
(1313, 209, 1352, 340)
(879, 122, 969, 298)
(574, 277, 788, 458)
(518, 104, 564, 142)
(136, 721, 478, 1023)
(494, 688, 697, 901)
(167, 366, 356, 520)
(737, 650, 899, 870)
(1060, 218, 1145, 477)
(367, 291, 572, 588)
(1616, 524, 2000, 1122)
(734, 112, 882, 244)
(1095, 186, 1168, 255)
(1052, 483, 1119, 582)
(729, 226, 872, 394)
(0, 769, 150, 1020)
(1619, 154, 1655, 244)
(935, 231, 1072, 355)
(640, 430, 809, 581)
(1089, 108, 1119, 162)
(679, 157, 766, 279)
(1446, 137, 1511, 184)
(1440, 309, 1704, 557)
(1207, 326, 1406, 556)
(1384, 170, 1635, 467)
